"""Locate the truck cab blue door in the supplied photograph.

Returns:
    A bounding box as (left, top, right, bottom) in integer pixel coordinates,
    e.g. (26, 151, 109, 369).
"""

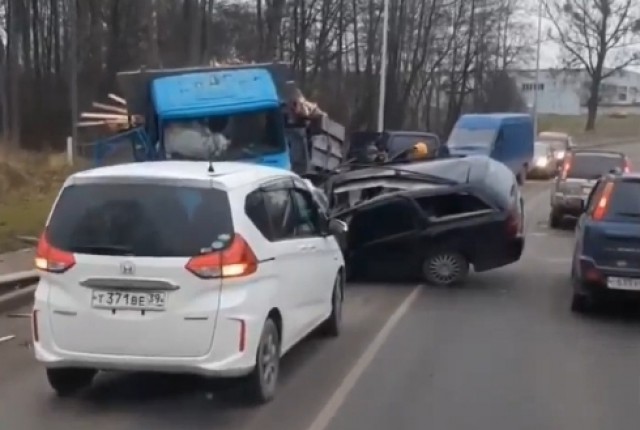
(93, 127, 154, 166)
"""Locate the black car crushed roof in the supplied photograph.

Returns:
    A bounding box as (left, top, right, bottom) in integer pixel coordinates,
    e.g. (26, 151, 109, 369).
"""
(327, 155, 517, 215)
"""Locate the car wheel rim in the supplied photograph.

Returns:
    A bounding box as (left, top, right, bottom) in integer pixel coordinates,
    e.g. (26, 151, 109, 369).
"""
(259, 331, 279, 393)
(427, 254, 461, 285)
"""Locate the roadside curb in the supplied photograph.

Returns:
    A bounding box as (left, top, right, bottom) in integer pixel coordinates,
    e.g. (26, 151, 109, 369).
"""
(579, 137, 637, 148)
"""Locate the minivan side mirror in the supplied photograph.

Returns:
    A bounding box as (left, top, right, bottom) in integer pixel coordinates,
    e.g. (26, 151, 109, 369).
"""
(327, 219, 348, 236)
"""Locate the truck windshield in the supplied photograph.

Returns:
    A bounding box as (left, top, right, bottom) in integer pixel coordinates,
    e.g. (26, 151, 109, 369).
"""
(447, 128, 496, 149)
(163, 108, 284, 161)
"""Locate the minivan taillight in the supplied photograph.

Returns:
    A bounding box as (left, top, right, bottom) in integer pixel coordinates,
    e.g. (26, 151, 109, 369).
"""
(34, 232, 76, 273)
(185, 234, 258, 279)
(624, 159, 631, 173)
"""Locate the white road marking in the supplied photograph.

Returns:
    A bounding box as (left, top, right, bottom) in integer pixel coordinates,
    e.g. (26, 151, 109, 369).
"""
(0, 335, 16, 344)
(528, 232, 549, 237)
(306, 284, 423, 430)
(530, 257, 572, 264)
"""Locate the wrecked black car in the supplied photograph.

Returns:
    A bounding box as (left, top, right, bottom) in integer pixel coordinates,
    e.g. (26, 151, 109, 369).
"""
(325, 155, 525, 285)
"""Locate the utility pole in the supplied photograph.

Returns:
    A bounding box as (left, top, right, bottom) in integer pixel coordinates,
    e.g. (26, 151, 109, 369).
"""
(376, 0, 390, 132)
(532, 0, 543, 137)
(70, 0, 78, 159)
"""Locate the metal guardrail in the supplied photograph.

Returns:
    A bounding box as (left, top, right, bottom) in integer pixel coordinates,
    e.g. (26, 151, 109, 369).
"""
(0, 269, 39, 312)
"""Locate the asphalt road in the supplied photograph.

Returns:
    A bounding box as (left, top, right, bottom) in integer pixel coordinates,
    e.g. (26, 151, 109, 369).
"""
(2, 142, 640, 430)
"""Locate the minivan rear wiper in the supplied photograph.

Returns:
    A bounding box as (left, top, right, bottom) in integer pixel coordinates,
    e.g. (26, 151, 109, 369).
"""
(70, 244, 134, 256)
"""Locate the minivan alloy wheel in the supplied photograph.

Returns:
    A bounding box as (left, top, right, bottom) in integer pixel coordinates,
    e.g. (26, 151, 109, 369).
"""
(244, 318, 280, 404)
(259, 330, 279, 394)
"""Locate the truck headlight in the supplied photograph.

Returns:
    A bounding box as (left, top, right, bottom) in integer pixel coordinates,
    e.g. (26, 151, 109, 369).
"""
(555, 150, 565, 160)
(535, 157, 548, 167)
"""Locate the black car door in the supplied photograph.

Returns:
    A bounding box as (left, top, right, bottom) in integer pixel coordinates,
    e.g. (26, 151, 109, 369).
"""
(348, 196, 425, 279)
(414, 191, 501, 271)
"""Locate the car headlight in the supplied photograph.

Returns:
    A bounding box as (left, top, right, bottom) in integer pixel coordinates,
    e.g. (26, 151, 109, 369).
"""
(535, 157, 548, 167)
(555, 150, 565, 160)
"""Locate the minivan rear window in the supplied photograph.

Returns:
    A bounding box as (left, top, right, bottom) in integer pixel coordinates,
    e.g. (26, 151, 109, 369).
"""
(47, 183, 233, 257)
(606, 181, 640, 220)
(567, 154, 624, 179)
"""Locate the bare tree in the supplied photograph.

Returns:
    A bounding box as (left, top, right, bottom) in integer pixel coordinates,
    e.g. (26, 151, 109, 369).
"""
(545, 0, 640, 130)
(0, 0, 534, 149)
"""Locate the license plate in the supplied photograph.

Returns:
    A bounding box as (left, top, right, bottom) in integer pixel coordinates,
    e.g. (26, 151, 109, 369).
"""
(91, 290, 167, 311)
(606, 277, 640, 291)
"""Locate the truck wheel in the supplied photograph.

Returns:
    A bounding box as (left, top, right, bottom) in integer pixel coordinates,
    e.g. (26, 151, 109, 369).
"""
(46, 368, 96, 397)
(243, 318, 280, 404)
(422, 251, 469, 286)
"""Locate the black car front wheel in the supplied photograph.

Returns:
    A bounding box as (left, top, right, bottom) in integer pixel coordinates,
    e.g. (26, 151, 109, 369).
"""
(422, 251, 469, 286)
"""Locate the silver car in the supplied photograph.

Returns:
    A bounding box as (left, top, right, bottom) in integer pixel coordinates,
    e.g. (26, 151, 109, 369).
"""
(549, 150, 629, 228)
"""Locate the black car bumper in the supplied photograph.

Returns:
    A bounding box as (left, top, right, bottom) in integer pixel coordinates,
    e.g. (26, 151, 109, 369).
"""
(552, 196, 585, 217)
(527, 167, 554, 179)
(474, 236, 524, 272)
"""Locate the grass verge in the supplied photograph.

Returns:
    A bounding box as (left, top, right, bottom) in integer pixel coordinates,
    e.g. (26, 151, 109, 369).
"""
(0, 150, 80, 253)
(539, 114, 640, 143)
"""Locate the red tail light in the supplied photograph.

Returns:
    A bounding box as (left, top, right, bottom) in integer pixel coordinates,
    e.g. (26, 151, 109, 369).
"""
(624, 159, 631, 173)
(34, 232, 75, 273)
(185, 234, 258, 279)
(592, 182, 614, 220)
(506, 212, 519, 237)
(560, 156, 572, 179)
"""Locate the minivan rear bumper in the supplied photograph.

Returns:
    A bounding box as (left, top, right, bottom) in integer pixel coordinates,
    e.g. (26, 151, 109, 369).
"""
(32, 282, 267, 378)
(33, 341, 255, 377)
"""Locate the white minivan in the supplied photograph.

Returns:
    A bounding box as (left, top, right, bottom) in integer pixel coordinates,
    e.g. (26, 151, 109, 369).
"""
(32, 161, 345, 403)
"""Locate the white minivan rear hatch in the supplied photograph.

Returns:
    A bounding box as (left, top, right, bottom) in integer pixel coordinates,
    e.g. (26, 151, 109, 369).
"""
(39, 177, 233, 358)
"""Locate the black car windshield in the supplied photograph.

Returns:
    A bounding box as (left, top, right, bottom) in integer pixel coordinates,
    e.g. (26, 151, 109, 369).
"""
(163, 108, 284, 161)
(47, 183, 234, 257)
(447, 128, 496, 149)
(606, 181, 640, 220)
(567, 154, 624, 179)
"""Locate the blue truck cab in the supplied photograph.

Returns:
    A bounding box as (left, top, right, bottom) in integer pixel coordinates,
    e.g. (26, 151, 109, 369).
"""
(93, 62, 344, 178)
(116, 64, 290, 169)
(446, 114, 534, 184)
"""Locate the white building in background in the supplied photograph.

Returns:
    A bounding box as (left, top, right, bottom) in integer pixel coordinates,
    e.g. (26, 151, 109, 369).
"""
(508, 68, 640, 116)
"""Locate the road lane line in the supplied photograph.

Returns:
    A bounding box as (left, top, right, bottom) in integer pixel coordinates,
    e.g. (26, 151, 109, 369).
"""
(306, 284, 423, 430)
(0, 335, 16, 344)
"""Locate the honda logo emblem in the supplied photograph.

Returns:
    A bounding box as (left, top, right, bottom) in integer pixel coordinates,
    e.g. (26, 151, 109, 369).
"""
(120, 261, 135, 275)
